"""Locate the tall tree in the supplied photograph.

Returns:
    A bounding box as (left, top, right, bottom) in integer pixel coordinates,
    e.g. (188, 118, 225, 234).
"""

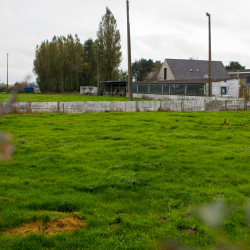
(33, 34, 83, 93)
(96, 7, 122, 81)
(81, 38, 97, 86)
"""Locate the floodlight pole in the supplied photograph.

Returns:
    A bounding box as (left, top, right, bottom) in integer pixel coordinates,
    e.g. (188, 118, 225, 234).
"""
(127, 0, 133, 101)
(206, 12, 212, 97)
(7, 53, 9, 93)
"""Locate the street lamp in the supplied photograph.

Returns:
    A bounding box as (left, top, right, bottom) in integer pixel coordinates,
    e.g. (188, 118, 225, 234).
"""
(206, 12, 212, 97)
(7, 53, 9, 93)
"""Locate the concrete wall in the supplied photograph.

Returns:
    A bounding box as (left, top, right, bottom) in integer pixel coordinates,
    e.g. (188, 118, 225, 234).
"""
(1, 98, 249, 114)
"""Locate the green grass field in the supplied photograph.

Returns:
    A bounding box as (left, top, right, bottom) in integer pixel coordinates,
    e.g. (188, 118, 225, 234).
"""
(1, 111, 250, 249)
(0, 93, 151, 102)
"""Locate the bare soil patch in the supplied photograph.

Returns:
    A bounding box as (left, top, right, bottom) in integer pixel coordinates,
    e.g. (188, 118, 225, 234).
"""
(2, 217, 86, 236)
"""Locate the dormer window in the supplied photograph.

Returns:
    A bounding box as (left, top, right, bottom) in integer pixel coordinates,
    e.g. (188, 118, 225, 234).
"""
(190, 69, 193, 72)
(202, 69, 205, 72)
(196, 69, 199, 72)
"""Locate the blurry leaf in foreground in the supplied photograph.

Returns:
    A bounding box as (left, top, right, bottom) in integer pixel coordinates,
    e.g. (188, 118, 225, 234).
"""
(193, 200, 226, 229)
(159, 241, 194, 250)
(245, 199, 250, 225)
(0, 132, 15, 161)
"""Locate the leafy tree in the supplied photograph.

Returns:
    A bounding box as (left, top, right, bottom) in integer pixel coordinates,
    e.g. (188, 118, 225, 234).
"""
(131, 58, 154, 81)
(96, 7, 122, 81)
(225, 61, 245, 71)
(80, 38, 97, 86)
(33, 34, 83, 93)
(119, 69, 128, 81)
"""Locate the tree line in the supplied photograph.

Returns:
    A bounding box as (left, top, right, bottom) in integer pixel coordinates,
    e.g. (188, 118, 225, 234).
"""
(33, 7, 122, 93)
(33, 6, 164, 93)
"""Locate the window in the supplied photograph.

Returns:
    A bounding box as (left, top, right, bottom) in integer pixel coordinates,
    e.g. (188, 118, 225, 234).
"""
(170, 84, 185, 95)
(221, 87, 226, 95)
(164, 68, 167, 80)
(132, 85, 138, 93)
(187, 84, 204, 96)
(138, 85, 148, 94)
(150, 85, 162, 94)
(190, 69, 193, 72)
(163, 85, 170, 95)
(247, 77, 250, 84)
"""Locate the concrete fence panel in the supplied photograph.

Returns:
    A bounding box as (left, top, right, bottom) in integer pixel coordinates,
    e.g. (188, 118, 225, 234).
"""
(59, 102, 85, 113)
(31, 102, 58, 113)
(125, 102, 137, 112)
(84, 101, 112, 113)
(161, 101, 182, 112)
(225, 100, 245, 110)
(110, 101, 126, 112)
(183, 100, 205, 111)
(205, 100, 226, 111)
(137, 101, 160, 112)
(1, 98, 248, 114)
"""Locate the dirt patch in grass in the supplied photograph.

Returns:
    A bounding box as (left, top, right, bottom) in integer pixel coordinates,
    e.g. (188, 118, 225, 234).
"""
(0, 196, 16, 202)
(117, 212, 131, 216)
(158, 217, 167, 221)
(3, 217, 86, 236)
(180, 228, 197, 235)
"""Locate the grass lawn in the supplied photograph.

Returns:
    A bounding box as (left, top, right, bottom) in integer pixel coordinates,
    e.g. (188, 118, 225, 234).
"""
(0, 93, 151, 102)
(1, 111, 250, 249)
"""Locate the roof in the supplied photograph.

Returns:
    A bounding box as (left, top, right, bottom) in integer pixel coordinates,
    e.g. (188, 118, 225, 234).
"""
(166, 59, 230, 80)
(228, 72, 250, 78)
(102, 81, 128, 85)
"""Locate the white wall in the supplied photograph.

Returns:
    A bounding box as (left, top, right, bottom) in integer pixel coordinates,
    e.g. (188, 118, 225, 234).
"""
(212, 79, 239, 98)
(80, 86, 97, 95)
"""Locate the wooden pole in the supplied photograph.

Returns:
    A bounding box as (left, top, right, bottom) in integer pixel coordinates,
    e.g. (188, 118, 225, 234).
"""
(97, 48, 99, 94)
(127, 0, 133, 101)
(206, 13, 212, 97)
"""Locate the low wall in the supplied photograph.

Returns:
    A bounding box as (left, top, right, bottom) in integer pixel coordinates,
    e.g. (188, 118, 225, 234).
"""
(1, 98, 249, 114)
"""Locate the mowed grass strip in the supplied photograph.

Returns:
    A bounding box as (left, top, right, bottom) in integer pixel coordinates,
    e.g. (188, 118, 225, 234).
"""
(1, 111, 250, 249)
(0, 93, 152, 102)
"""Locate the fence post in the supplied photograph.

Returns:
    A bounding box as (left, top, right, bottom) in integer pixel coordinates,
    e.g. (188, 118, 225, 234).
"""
(57, 102, 60, 113)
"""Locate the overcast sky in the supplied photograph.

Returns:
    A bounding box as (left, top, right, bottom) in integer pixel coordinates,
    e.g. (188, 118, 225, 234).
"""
(0, 0, 249, 84)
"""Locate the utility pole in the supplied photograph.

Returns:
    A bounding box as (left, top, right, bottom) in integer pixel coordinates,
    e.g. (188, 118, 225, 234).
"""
(127, 0, 133, 101)
(7, 53, 9, 93)
(206, 12, 212, 97)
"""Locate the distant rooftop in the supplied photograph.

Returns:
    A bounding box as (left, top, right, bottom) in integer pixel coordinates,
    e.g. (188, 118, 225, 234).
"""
(165, 58, 230, 80)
